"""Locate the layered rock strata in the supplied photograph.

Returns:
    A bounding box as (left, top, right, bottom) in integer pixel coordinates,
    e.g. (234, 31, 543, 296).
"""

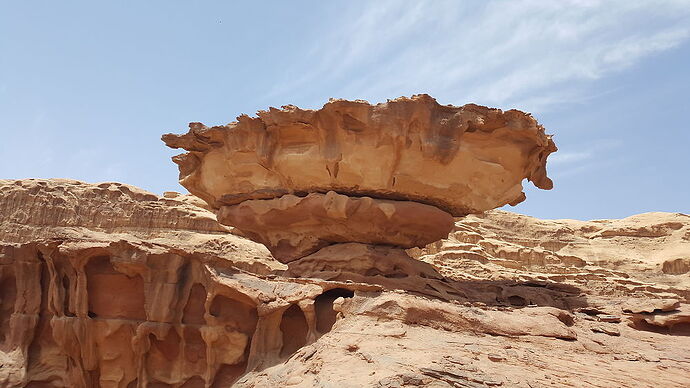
(163, 95, 557, 264)
(162, 94, 556, 216)
(1, 180, 689, 387)
(0, 180, 376, 387)
(3, 95, 688, 388)
(218, 191, 454, 261)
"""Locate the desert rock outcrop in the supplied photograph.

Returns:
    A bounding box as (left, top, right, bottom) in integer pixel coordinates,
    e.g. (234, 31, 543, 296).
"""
(163, 95, 556, 264)
(1, 179, 689, 387)
(0, 180, 376, 387)
(2, 95, 689, 387)
(163, 94, 556, 216)
(218, 191, 454, 261)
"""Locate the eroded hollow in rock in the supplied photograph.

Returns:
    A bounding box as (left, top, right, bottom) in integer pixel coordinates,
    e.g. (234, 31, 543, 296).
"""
(315, 288, 355, 334)
(508, 295, 528, 307)
(183, 326, 206, 364)
(61, 275, 75, 317)
(179, 376, 204, 388)
(630, 319, 690, 336)
(182, 283, 207, 325)
(209, 293, 258, 334)
(151, 330, 181, 362)
(85, 255, 146, 320)
(0, 269, 16, 346)
(279, 304, 308, 357)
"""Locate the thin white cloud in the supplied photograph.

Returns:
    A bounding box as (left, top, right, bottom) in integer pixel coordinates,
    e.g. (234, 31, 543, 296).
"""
(549, 139, 623, 177)
(549, 151, 593, 165)
(269, 0, 690, 113)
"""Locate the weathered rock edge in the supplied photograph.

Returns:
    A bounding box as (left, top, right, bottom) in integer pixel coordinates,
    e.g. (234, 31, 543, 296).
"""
(218, 191, 455, 262)
(163, 94, 557, 216)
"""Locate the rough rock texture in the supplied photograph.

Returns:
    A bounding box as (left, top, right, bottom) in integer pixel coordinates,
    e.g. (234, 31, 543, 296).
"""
(0, 180, 376, 387)
(0, 179, 281, 274)
(218, 191, 454, 262)
(410, 210, 690, 301)
(2, 179, 689, 387)
(241, 210, 690, 388)
(162, 95, 556, 216)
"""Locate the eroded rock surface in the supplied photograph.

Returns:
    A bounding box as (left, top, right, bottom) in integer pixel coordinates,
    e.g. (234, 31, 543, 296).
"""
(0, 179, 280, 274)
(2, 180, 689, 387)
(218, 191, 454, 261)
(0, 180, 375, 387)
(2, 94, 688, 387)
(163, 94, 556, 216)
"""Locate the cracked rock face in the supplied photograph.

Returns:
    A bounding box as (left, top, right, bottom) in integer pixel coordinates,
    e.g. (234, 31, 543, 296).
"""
(163, 94, 556, 216)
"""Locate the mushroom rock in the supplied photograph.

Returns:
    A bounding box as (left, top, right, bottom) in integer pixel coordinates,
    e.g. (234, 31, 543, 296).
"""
(162, 94, 557, 216)
(163, 95, 557, 264)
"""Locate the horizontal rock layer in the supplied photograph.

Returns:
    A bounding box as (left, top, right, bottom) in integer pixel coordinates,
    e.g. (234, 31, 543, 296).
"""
(218, 191, 455, 262)
(0, 178, 281, 274)
(163, 94, 557, 216)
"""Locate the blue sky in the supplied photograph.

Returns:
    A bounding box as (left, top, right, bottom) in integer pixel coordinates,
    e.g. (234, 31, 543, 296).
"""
(1, 1, 689, 220)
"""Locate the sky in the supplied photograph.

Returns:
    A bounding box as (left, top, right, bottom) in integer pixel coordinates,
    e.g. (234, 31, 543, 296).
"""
(1, 1, 689, 220)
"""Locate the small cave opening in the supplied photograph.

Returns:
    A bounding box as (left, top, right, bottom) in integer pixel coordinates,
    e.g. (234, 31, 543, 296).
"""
(630, 320, 690, 336)
(148, 382, 173, 388)
(88, 368, 100, 388)
(26, 382, 58, 388)
(630, 319, 671, 335)
(126, 380, 140, 388)
(279, 304, 308, 357)
(180, 376, 205, 388)
(670, 322, 690, 336)
(149, 330, 181, 362)
(85, 256, 146, 320)
(209, 293, 258, 335)
(315, 288, 354, 334)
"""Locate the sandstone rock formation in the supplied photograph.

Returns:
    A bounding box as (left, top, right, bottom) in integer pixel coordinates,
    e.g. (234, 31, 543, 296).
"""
(0, 179, 376, 387)
(218, 191, 455, 261)
(2, 96, 688, 388)
(162, 94, 556, 216)
(1, 179, 689, 387)
(163, 95, 556, 264)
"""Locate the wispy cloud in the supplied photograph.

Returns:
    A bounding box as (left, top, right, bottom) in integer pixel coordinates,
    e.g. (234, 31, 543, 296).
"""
(269, 0, 690, 113)
(549, 139, 623, 178)
(549, 151, 593, 165)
